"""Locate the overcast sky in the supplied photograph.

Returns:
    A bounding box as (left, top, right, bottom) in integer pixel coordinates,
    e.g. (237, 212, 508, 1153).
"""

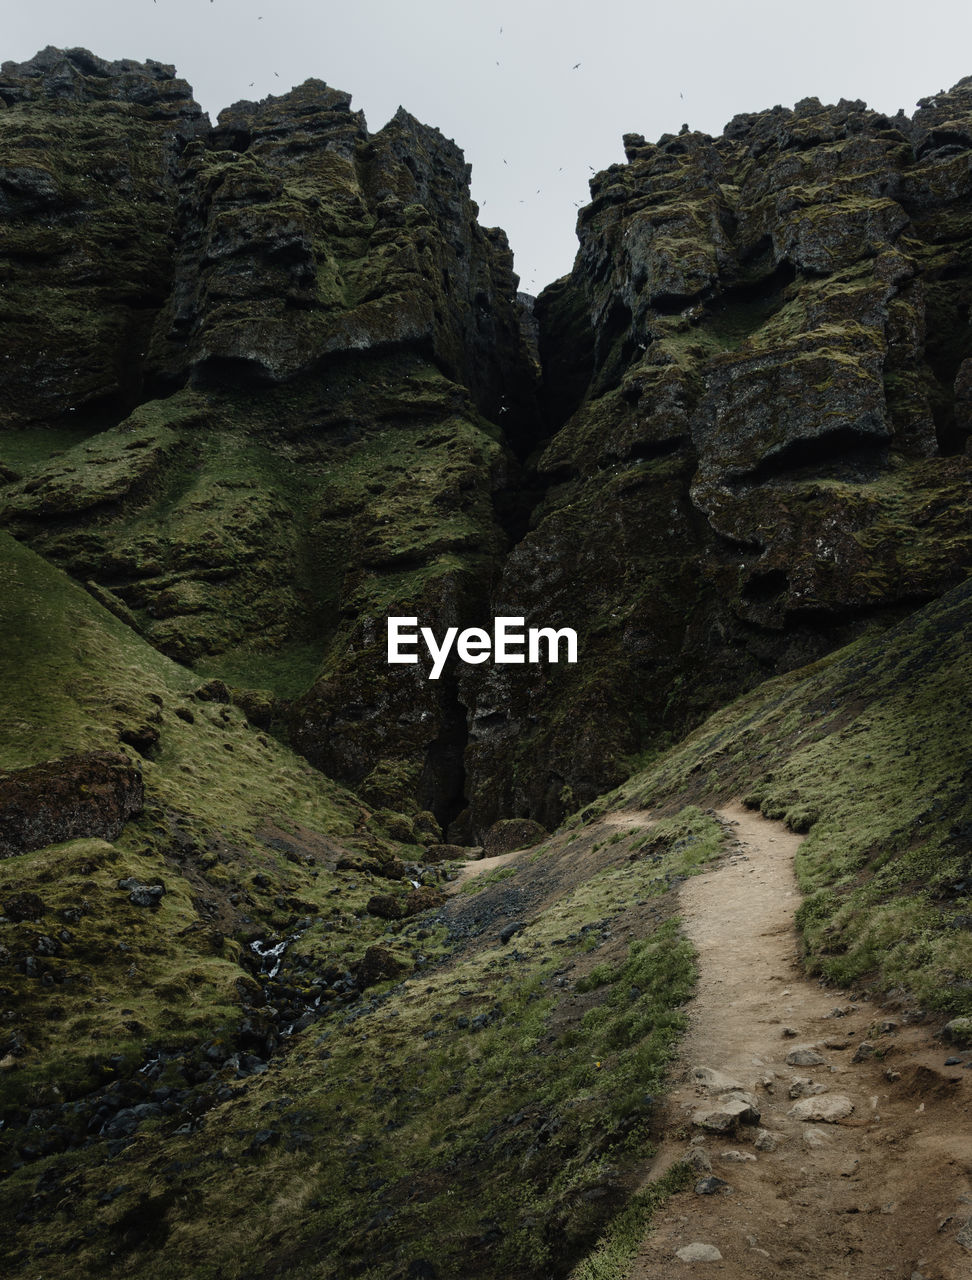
(7, 1, 972, 292)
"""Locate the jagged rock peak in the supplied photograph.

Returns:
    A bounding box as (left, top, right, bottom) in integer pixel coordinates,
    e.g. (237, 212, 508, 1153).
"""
(0, 46, 203, 119)
(617, 76, 972, 173)
(211, 78, 367, 158)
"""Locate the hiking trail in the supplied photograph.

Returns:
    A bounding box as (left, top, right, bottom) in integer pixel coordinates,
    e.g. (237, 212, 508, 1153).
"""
(627, 802, 971, 1280)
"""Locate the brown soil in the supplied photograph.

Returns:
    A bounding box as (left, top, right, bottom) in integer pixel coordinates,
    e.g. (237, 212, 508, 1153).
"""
(628, 803, 972, 1280)
(448, 847, 522, 887)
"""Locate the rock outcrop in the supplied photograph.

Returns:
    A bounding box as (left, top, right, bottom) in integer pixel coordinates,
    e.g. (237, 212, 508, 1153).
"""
(2, 50, 971, 838)
(1, 53, 972, 1280)
(0, 48, 537, 831)
(463, 87, 972, 830)
(0, 752, 143, 857)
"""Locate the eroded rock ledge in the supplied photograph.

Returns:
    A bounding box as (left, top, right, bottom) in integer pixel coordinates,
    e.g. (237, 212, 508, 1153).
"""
(1, 49, 971, 836)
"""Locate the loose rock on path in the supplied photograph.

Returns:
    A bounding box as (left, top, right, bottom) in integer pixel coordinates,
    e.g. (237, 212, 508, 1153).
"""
(628, 802, 972, 1280)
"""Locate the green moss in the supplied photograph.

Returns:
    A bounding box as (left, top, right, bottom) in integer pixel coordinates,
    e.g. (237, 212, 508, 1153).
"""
(0, 424, 105, 473)
(0, 714, 718, 1278)
(0, 531, 429, 1101)
(458, 863, 518, 894)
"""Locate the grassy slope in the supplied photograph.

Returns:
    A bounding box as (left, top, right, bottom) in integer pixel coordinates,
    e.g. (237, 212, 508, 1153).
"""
(0, 530, 432, 1104)
(0, 530, 718, 1279)
(600, 576, 972, 1014)
(1, 536, 969, 1279)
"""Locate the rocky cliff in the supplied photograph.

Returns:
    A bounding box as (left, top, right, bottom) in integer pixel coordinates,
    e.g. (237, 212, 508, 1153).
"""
(465, 87, 972, 830)
(4, 51, 970, 842)
(0, 47, 536, 837)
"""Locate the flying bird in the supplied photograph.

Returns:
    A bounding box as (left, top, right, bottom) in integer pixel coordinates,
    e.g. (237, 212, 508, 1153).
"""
(572, 62, 581, 69)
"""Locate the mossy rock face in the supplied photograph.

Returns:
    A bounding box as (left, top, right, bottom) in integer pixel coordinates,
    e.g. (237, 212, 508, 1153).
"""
(3, 51, 972, 1280)
(0, 752, 143, 857)
(423, 842, 470, 862)
(483, 817, 547, 856)
(463, 81, 972, 830)
(412, 810, 442, 843)
(0, 48, 205, 430)
(6, 48, 972, 838)
(0, 49, 538, 820)
(943, 1017, 972, 1047)
(368, 808, 417, 843)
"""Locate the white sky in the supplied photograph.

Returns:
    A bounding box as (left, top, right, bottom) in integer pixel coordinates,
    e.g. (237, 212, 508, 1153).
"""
(6, 0, 972, 292)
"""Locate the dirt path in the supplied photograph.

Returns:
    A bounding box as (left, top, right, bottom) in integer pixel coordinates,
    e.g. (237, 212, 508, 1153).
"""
(628, 802, 972, 1280)
(447, 848, 521, 890)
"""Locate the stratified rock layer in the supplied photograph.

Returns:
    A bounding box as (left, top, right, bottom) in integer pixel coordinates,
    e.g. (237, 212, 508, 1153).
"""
(0, 48, 537, 829)
(2, 50, 971, 836)
(464, 87, 972, 831)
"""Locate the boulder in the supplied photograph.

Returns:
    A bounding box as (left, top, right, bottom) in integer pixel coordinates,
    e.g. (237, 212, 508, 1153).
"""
(689, 1065, 747, 1093)
(785, 1047, 827, 1066)
(0, 752, 143, 858)
(692, 1092, 760, 1133)
(789, 1095, 855, 1123)
(423, 844, 471, 863)
(944, 1017, 972, 1048)
(355, 946, 410, 989)
(676, 1243, 722, 1262)
(482, 818, 547, 857)
(365, 887, 445, 921)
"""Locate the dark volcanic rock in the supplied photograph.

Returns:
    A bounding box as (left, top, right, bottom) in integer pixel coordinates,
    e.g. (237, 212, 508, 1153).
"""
(355, 945, 410, 989)
(0, 48, 205, 429)
(366, 887, 445, 921)
(2, 48, 972, 841)
(423, 843, 473, 863)
(0, 752, 143, 857)
(118, 879, 166, 908)
(0, 49, 538, 833)
(366, 893, 407, 922)
(463, 85, 972, 830)
(117, 725, 161, 758)
(2, 891, 47, 921)
(482, 819, 547, 857)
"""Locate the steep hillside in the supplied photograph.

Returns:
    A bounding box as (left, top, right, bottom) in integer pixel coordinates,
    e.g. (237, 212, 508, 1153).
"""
(467, 88, 972, 831)
(3, 50, 970, 840)
(0, 47, 537, 834)
(2, 540, 968, 1280)
(0, 530, 452, 1102)
(602, 575, 972, 1015)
